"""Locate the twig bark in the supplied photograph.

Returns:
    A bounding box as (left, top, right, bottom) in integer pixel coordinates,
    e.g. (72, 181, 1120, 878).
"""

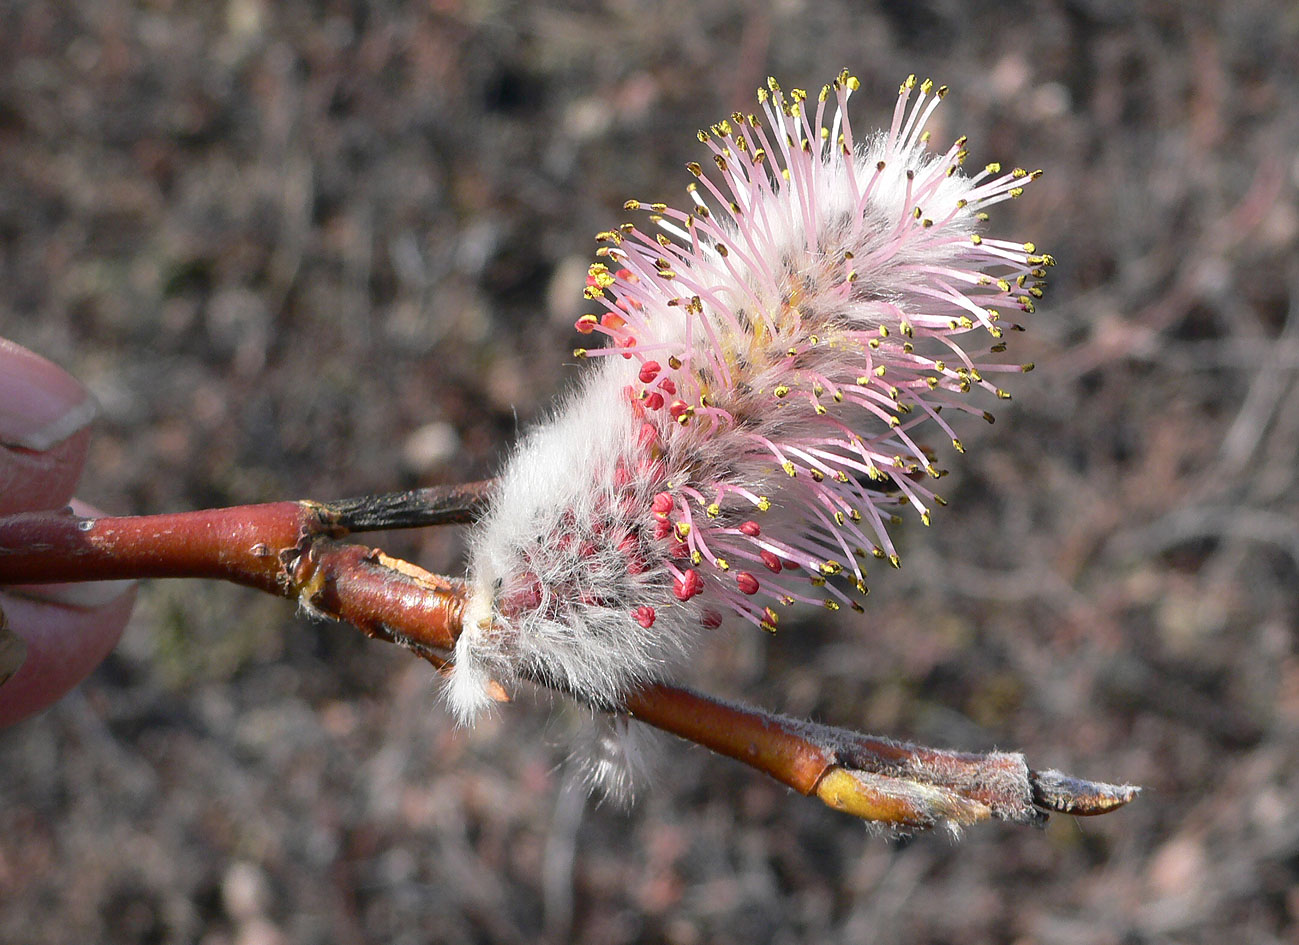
(0, 490, 1137, 831)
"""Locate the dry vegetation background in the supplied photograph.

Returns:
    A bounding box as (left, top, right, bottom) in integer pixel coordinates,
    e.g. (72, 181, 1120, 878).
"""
(3, 1, 1299, 942)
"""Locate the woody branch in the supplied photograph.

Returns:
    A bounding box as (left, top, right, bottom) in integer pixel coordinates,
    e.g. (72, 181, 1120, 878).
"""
(0, 487, 1135, 830)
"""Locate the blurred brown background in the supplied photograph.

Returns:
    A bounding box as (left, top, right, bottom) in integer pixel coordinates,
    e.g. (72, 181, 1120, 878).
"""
(3, 1, 1298, 942)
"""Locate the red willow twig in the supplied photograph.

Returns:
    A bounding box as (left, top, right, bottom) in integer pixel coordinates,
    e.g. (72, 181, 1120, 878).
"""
(0, 485, 1136, 832)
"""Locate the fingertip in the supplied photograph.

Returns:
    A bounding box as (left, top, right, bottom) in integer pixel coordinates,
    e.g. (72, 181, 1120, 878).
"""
(0, 427, 92, 514)
(0, 585, 136, 728)
(0, 339, 97, 452)
(0, 341, 98, 514)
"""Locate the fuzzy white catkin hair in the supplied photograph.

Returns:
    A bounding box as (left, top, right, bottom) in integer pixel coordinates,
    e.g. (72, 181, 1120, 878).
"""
(449, 72, 1048, 733)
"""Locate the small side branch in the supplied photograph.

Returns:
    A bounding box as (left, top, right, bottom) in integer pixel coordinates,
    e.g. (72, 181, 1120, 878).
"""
(321, 480, 495, 532)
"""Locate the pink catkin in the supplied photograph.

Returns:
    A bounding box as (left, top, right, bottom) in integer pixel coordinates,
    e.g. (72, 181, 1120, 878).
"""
(450, 73, 1048, 723)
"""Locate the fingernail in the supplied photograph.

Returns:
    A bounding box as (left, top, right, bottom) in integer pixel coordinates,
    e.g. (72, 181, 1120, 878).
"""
(0, 340, 98, 451)
(0, 622, 27, 688)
